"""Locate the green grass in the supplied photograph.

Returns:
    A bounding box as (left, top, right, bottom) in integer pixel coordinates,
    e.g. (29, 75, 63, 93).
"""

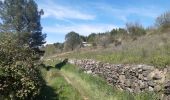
(39, 67, 83, 100)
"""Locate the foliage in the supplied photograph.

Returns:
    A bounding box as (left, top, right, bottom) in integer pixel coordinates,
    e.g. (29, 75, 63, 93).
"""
(80, 35, 87, 42)
(87, 33, 97, 43)
(59, 33, 170, 68)
(64, 31, 82, 51)
(40, 67, 83, 100)
(43, 43, 64, 57)
(126, 22, 146, 39)
(97, 34, 112, 47)
(0, 33, 45, 99)
(110, 28, 127, 37)
(45, 59, 160, 100)
(156, 11, 170, 28)
(0, 0, 46, 57)
(150, 55, 170, 68)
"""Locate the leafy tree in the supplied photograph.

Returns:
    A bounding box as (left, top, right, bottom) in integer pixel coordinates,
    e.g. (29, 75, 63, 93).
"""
(0, 0, 46, 99)
(156, 11, 170, 28)
(80, 35, 87, 42)
(0, 0, 46, 57)
(87, 33, 97, 43)
(64, 31, 82, 51)
(110, 28, 127, 40)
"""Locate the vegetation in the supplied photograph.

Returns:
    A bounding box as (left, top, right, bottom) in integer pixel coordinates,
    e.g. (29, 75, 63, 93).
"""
(57, 33, 170, 68)
(39, 67, 83, 100)
(126, 22, 146, 39)
(43, 59, 160, 100)
(43, 43, 63, 57)
(0, 0, 46, 99)
(0, 33, 45, 99)
(0, 0, 46, 57)
(156, 11, 170, 29)
(64, 31, 82, 51)
(0, 0, 170, 99)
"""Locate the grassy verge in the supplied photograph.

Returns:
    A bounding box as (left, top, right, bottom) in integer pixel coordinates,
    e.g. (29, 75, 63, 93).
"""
(39, 67, 83, 100)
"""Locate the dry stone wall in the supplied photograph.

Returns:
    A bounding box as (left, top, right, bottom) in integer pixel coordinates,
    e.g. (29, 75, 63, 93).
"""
(68, 59, 170, 96)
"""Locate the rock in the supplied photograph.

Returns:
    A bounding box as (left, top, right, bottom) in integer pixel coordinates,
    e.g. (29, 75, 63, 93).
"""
(119, 75, 126, 84)
(154, 85, 161, 92)
(143, 71, 150, 77)
(153, 73, 162, 80)
(142, 65, 154, 71)
(149, 86, 154, 91)
(86, 70, 92, 74)
(134, 87, 140, 93)
(68, 58, 168, 94)
(143, 77, 149, 81)
(127, 88, 133, 92)
(148, 81, 155, 87)
(125, 80, 131, 87)
(138, 74, 143, 80)
(164, 81, 170, 95)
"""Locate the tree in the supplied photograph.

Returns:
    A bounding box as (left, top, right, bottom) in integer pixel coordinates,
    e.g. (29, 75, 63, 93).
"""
(110, 28, 128, 41)
(64, 31, 82, 51)
(87, 33, 97, 43)
(126, 22, 146, 39)
(156, 11, 170, 28)
(97, 33, 112, 48)
(80, 35, 87, 42)
(0, 0, 46, 99)
(0, 0, 46, 57)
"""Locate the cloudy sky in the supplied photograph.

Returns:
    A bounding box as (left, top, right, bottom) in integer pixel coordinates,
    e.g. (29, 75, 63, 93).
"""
(36, 0, 170, 44)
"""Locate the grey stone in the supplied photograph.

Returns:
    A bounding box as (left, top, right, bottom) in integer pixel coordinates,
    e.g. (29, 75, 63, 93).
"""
(149, 86, 154, 91)
(154, 85, 161, 92)
(148, 81, 155, 87)
(153, 73, 162, 80)
(68, 58, 168, 94)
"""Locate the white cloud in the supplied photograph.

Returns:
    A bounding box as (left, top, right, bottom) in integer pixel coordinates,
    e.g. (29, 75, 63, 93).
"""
(43, 24, 117, 36)
(39, 1, 95, 20)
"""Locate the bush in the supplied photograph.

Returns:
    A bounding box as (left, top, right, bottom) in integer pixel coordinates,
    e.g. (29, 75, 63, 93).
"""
(0, 33, 45, 99)
(126, 22, 146, 39)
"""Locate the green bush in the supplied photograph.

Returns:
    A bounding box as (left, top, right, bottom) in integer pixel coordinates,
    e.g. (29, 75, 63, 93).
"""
(0, 33, 45, 99)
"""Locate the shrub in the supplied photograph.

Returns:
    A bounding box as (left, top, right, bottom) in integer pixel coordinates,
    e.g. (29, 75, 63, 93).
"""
(0, 33, 45, 99)
(126, 22, 146, 39)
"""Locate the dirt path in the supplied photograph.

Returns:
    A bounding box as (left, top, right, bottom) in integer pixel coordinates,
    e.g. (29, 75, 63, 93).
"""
(59, 72, 89, 100)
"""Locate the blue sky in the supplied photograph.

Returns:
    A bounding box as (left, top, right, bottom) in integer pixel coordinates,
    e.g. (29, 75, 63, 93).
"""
(36, 0, 170, 44)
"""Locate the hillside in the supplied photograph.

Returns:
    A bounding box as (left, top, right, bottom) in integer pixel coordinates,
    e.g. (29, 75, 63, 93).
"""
(43, 31, 170, 100)
(50, 32, 170, 68)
